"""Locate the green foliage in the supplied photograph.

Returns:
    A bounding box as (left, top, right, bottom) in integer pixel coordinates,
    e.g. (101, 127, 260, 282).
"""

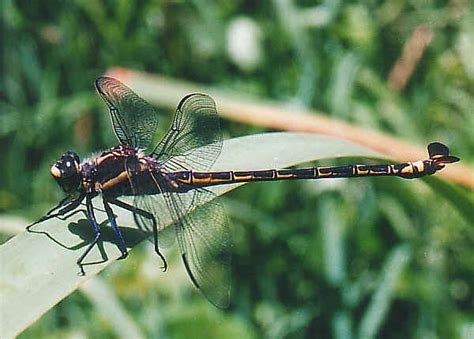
(1, 1, 472, 338)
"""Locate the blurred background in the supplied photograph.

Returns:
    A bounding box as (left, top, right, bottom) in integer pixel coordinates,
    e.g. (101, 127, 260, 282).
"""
(1, 0, 473, 338)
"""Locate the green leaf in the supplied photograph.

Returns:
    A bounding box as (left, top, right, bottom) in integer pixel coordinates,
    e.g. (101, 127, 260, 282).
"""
(358, 244, 412, 339)
(423, 176, 474, 225)
(0, 132, 386, 337)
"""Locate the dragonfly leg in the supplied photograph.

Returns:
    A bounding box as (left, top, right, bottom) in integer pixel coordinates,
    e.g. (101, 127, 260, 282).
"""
(77, 195, 101, 275)
(102, 197, 128, 259)
(108, 198, 168, 272)
(27, 193, 86, 231)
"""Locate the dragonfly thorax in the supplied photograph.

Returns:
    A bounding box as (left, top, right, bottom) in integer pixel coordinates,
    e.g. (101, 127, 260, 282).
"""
(51, 151, 82, 193)
(77, 145, 159, 196)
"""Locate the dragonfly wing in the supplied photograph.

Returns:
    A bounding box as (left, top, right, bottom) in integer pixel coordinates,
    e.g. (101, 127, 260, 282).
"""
(152, 93, 222, 172)
(124, 158, 171, 233)
(95, 77, 159, 150)
(121, 93, 231, 307)
(169, 188, 232, 308)
(132, 192, 177, 249)
(150, 94, 230, 306)
(126, 164, 232, 307)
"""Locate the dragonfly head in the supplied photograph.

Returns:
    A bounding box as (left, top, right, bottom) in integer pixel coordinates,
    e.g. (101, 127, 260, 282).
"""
(51, 151, 82, 193)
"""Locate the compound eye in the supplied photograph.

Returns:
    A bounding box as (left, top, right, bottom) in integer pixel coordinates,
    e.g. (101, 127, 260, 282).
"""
(51, 154, 81, 193)
(62, 157, 78, 177)
(73, 154, 80, 164)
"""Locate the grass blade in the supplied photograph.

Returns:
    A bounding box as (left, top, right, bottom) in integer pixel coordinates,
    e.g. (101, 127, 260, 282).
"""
(0, 132, 400, 337)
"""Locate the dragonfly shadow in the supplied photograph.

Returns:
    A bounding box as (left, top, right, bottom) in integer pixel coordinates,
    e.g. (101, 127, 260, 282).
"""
(68, 218, 149, 271)
(29, 208, 149, 270)
(27, 209, 88, 251)
(67, 218, 148, 251)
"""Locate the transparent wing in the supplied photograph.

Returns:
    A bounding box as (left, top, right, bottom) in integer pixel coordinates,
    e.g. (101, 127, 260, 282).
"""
(168, 188, 232, 308)
(133, 190, 177, 249)
(125, 165, 231, 308)
(95, 77, 159, 150)
(123, 93, 231, 307)
(152, 93, 222, 172)
(124, 158, 172, 233)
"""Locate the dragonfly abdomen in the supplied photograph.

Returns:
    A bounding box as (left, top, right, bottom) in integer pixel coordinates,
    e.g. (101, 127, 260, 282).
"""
(172, 159, 442, 188)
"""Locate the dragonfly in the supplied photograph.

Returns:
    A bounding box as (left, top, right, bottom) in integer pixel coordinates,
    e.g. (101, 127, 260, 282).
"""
(28, 77, 460, 308)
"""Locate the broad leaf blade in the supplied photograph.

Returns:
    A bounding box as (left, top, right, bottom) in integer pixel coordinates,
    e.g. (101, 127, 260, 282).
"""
(0, 132, 380, 337)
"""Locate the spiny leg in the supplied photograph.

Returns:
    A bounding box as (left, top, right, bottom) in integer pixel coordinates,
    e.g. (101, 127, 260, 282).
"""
(27, 193, 86, 231)
(77, 195, 101, 275)
(102, 197, 128, 259)
(108, 198, 168, 271)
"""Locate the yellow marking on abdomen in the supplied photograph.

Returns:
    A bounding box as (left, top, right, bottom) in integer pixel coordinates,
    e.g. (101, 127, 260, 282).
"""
(207, 178, 233, 184)
(191, 177, 212, 184)
(234, 175, 253, 181)
(275, 173, 294, 179)
(411, 160, 425, 173)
